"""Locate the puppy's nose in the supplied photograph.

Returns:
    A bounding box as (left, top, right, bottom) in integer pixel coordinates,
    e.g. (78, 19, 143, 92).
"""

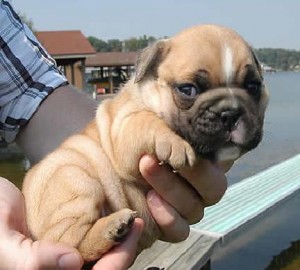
(221, 109, 242, 131)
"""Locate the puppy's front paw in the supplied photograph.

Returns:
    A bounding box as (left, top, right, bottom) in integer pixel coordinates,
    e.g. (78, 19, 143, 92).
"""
(155, 134, 196, 170)
(107, 208, 137, 243)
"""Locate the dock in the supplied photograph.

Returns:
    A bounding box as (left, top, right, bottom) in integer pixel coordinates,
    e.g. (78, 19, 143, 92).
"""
(130, 154, 300, 270)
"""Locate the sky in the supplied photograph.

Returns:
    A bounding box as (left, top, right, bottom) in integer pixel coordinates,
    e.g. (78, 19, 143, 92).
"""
(11, 0, 300, 50)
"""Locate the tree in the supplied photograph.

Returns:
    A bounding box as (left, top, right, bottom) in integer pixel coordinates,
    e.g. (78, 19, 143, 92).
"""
(124, 38, 139, 52)
(107, 39, 123, 52)
(87, 36, 109, 52)
(123, 35, 157, 52)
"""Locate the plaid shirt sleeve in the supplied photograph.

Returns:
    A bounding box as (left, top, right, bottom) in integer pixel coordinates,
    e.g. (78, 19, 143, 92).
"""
(0, 0, 68, 143)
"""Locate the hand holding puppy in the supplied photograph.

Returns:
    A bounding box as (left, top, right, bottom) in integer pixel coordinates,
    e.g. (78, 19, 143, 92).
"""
(0, 156, 228, 270)
(141, 155, 230, 241)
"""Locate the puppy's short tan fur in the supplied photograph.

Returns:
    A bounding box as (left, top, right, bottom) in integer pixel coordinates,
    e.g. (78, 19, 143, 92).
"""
(22, 25, 269, 261)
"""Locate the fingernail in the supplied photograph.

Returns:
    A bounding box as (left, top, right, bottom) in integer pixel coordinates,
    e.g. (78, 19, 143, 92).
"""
(148, 191, 163, 208)
(58, 253, 82, 270)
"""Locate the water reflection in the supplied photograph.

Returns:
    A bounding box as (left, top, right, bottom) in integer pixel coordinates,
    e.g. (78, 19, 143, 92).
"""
(265, 240, 300, 270)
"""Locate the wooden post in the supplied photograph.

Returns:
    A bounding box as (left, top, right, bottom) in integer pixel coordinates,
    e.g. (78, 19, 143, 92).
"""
(81, 59, 85, 90)
(109, 67, 113, 93)
(71, 63, 75, 86)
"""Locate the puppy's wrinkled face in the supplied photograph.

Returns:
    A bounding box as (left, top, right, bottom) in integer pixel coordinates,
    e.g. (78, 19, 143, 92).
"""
(135, 25, 269, 162)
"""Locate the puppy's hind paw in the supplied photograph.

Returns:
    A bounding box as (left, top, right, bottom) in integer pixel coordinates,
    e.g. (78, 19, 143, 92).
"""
(107, 209, 137, 243)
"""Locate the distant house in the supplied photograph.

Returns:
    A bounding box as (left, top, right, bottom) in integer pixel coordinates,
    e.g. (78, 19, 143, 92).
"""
(35, 30, 96, 89)
(261, 63, 276, 73)
(86, 51, 138, 95)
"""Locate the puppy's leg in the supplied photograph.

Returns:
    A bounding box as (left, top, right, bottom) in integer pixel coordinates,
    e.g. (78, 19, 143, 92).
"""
(46, 208, 136, 261)
(78, 208, 137, 261)
(111, 111, 196, 175)
(31, 165, 134, 261)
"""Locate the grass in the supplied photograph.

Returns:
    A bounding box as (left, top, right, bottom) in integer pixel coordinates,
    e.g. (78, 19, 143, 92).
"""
(0, 158, 26, 188)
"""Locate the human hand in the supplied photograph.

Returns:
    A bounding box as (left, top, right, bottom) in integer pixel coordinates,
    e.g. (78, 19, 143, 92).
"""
(0, 177, 83, 270)
(0, 177, 144, 270)
(139, 155, 232, 242)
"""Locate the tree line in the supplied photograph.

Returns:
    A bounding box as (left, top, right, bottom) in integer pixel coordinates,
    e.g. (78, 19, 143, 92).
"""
(255, 48, 300, 71)
(88, 36, 300, 71)
(87, 35, 157, 52)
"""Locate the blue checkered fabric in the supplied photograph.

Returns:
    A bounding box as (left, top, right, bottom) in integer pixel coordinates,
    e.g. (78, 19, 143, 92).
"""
(0, 0, 68, 143)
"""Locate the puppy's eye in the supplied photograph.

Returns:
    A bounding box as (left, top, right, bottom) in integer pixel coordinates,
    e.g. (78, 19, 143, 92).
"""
(245, 81, 262, 97)
(175, 83, 200, 98)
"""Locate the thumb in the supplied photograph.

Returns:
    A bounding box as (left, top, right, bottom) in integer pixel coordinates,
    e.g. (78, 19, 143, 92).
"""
(30, 241, 84, 270)
(1, 234, 83, 270)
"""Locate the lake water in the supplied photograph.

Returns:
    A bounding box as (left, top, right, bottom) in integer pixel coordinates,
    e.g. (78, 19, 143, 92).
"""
(1, 72, 300, 269)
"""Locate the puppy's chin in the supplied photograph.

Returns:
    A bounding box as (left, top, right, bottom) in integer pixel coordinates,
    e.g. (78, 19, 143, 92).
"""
(216, 146, 241, 162)
(215, 135, 260, 162)
(198, 136, 261, 162)
(215, 121, 263, 161)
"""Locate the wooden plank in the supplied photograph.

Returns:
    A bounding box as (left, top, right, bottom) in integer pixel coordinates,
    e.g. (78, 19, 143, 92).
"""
(193, 153, 300, 237)
(173, 234, 219, 270)
(130, 229, 220, 270)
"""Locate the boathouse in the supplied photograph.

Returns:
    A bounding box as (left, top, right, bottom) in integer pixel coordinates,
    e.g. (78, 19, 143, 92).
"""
(35, 30, 96, 90)
(85, 51, 138, 95)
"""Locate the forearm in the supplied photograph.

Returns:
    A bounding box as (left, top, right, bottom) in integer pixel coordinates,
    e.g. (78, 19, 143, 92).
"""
(16, 85, 97, 165)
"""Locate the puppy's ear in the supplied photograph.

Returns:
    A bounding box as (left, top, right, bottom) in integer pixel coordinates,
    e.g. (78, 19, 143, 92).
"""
(250, 47, 263, 78)
(134, 40, 168, 83)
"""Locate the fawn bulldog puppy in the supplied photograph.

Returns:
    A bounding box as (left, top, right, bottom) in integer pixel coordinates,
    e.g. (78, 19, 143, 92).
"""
(22, 24, 269, 262)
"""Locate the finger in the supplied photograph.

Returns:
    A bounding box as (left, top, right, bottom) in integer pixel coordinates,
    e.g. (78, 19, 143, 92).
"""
(147, 190, 192, 242)
(0, 177, 29, 234)
(139, 155, 204, 224)
(92, 218, 144, 270)
(31, 243, 83, 270)
(180, 159, 228, 207)
(31, 242, 83, 270)
(0, 231, 83, 270)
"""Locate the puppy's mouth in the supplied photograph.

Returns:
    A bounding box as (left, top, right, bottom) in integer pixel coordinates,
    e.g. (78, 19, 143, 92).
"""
(173, 108, 262, 162)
